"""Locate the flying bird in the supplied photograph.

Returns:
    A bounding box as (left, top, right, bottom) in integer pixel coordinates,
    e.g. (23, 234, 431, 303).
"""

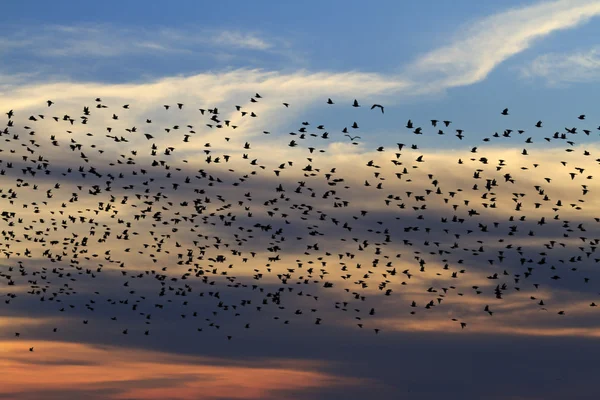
(371, 104, 384, 113)
(3, 94, 595, 358)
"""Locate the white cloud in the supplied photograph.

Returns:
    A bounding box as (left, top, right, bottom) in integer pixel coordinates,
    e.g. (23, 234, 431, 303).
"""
(211, 31, 273, 51)
(402, 0, 600, 90)
(520, 46, 600, 86)
(0, 68, 410, 136)
(0, 24, 277, 59)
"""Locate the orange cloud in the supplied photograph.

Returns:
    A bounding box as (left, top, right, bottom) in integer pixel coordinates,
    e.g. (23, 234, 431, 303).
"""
(0, 340, 365, 400)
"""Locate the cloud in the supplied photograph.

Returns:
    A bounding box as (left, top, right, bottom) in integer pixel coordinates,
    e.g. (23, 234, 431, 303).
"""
(0, 68, 409, 140)
(520, 46, 600, 86)
(402, 0, 600, 90)
(0, 341, 362, 400)
(211, 31, 273, 51)
(0, 24, 278, 60)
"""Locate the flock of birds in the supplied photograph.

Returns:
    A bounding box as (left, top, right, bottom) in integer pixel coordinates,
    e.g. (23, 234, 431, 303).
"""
(2, 93, 600, 353)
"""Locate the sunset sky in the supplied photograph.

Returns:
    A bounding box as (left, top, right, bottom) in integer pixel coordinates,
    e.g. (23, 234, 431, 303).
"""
(2, 1, 600, 399)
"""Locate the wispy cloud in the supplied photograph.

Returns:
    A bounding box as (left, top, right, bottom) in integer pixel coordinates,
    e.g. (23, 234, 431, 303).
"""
(211, 31, 273, 51)
(0, 24, 279, 59)
(520, 46, 600, 86)
(0, 341, 361, 400)
(402, 0, 600, 91)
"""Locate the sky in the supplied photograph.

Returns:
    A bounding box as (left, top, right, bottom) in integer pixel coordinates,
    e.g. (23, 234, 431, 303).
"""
(2, 0, 600, 399)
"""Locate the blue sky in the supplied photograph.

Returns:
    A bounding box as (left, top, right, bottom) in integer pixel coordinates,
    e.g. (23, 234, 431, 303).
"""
(4, 1, 600, 399)
(3, 0, 600, 151)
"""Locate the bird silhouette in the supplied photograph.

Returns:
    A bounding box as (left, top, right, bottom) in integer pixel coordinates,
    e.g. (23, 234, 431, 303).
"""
(2, 93, 597, 357)
(371, 104, 384, 113)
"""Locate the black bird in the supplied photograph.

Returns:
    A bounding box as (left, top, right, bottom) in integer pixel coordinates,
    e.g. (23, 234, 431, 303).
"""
(5, 96, 593, 355)
(371, 104, 384, 113)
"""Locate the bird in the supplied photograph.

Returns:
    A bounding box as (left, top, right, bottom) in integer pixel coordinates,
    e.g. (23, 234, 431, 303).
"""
(3, 93, 596, 359)
(371, 104, 384, 113)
